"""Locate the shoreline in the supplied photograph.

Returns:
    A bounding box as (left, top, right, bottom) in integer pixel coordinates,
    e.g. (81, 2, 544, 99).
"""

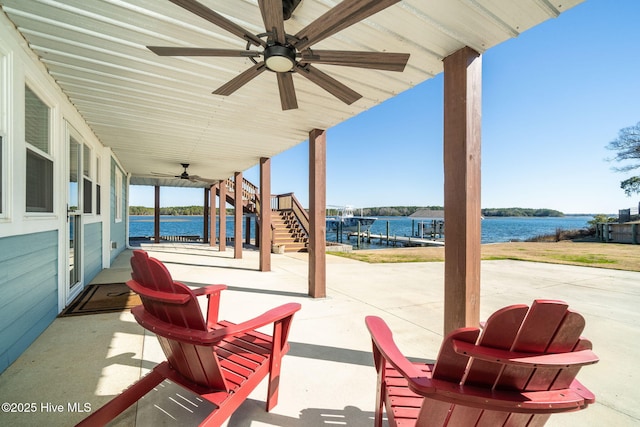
(331, 240, 640, 272)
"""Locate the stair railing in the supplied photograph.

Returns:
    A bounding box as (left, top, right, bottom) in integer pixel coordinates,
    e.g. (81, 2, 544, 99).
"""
(224, 178, 258, 213)
(271, 193, 310, 237)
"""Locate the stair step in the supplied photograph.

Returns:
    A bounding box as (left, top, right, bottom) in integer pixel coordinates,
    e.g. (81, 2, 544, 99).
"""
(270, 208, 309, 251)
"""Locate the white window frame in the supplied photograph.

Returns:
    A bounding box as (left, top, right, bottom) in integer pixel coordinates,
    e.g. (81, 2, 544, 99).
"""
(24, 83, 54, 215)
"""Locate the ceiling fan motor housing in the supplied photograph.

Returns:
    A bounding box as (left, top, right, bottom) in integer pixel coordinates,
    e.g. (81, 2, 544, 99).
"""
(264, 44, 296, 72)
(180, 163, 190, 179)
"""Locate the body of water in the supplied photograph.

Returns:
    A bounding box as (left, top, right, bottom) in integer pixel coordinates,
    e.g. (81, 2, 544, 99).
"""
(129, 215, 594, 249)
(129, 215, 253, 240)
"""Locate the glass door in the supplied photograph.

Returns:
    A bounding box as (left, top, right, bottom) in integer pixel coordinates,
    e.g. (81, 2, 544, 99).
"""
(68, 134, 82, 293)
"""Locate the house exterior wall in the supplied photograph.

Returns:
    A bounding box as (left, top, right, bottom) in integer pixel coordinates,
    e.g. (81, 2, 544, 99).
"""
(83, 222, 103, 284)
(0, 11, 128, 374)
(0, 231, 58, 373)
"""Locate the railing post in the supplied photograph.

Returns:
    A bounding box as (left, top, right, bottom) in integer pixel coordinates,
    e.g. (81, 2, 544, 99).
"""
(386, 221, 390, 246)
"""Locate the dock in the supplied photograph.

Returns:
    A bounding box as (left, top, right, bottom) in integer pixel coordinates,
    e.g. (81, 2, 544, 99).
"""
(346, 232, 444, 247)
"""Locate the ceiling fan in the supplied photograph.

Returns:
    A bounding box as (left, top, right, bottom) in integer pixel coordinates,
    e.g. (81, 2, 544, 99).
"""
(147, 0, 410, 110)
(152, 163, 217, 183)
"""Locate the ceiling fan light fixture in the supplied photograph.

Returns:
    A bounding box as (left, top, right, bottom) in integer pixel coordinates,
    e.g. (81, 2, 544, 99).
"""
(264, 44, 296, 72)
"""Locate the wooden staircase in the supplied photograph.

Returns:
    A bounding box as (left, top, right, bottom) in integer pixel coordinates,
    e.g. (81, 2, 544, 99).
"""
(216, 178, 309, 252)
(271, 210, 308, 253)
(218, 178, 258, 214)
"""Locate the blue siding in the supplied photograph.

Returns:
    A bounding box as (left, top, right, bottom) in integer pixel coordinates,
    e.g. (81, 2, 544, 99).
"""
(83, 222, 102, 284)
(110, 159, 126, 263)
(0, 231, 58, 373)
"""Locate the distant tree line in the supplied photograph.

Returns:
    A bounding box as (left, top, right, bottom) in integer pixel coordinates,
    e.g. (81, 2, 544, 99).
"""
(361, 206, 564, 217)
(129, 205, 234, 216)
(361, 206, 443, 216)
(130, 205, 565, 217)
(481, 208, 564, 217)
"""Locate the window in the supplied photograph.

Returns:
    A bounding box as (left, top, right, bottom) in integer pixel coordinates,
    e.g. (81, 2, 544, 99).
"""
(83, 144, 92, 214)
(115, 168, 122, 221)
(69, 135, 80, 211)
(83, 144, 91, 177)
(25, 86, 49, 151)
(26, 149, 54, 212)
(96, 157, 101, 215)
(96, 182, 101, 215)
(83, 177, 92, 214)
(25, 85, 53, 213)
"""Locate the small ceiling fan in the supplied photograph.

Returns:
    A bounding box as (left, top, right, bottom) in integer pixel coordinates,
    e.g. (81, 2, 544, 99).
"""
(147, 0, 410, 110)
(151, 163, 217, 183)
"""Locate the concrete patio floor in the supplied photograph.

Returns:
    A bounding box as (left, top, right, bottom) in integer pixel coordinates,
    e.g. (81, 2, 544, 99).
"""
(0, 244, 638, 426)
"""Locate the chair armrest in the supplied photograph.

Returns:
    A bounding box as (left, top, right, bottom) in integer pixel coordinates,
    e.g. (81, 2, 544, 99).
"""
(216, 303, 301, 338)
(365, 316, 434, 394)
(191, 284, 228, 297)
(189, 283, 227, 329)
(127, 280, 190, 304)
(132, 303, 301, 346)
(426, 377, 595, 413)
(452, 339, 599, 368)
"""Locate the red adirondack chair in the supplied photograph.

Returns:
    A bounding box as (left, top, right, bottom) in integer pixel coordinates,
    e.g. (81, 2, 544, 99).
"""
(77, 250, 301, 426)
(365, 300, 598, 427)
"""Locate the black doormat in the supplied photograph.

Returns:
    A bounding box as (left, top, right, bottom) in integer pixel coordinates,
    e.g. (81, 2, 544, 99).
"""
(59, 283, 141, 317)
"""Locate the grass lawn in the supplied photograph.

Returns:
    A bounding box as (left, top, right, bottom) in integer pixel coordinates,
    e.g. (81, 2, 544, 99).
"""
(331, 240, 640, 272)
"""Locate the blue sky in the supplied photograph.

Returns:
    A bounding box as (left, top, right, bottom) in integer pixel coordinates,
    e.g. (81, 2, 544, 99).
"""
(131, 0, 640, 214)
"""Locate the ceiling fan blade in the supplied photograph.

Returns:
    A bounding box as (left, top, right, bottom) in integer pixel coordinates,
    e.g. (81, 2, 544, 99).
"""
(258, 0, 286, 44)
(169, 0, 265, 47)
(300, 50, 409, 72)
(213, 62, 267, 96)
(190, 175, 218, 183)
(276, 72, 298, 110)
(296, 65, 362, 105)
(147, 46, 261, 58)
(151, 172, 178, 178)
(294, 0, 401, 51)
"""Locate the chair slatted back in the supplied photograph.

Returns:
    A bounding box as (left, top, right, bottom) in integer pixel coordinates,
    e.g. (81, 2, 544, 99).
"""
(130, 250, 206, 330)
(128, 250, 228, 391)
(426, 300, 591, 426)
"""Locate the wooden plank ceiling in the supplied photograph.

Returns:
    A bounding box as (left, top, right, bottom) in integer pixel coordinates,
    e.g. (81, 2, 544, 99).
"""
(1, 0, 584, 188)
